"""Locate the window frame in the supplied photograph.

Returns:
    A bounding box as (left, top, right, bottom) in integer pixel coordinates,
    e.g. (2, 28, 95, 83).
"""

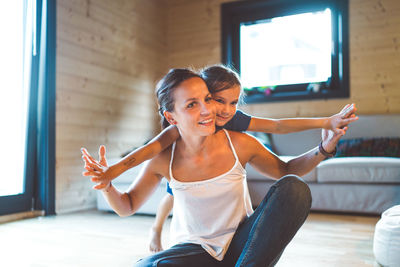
(221, 0, 349, 103)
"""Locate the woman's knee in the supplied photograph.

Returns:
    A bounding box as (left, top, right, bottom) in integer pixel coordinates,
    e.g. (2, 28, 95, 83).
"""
(275, 175, 312, 209)
(134, 257, 152, 267)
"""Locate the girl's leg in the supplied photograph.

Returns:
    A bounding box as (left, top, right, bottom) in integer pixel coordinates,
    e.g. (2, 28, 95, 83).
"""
(149, 194, 174, 253)
(135, 243, 221, 267)
(222, 175, 312, 267)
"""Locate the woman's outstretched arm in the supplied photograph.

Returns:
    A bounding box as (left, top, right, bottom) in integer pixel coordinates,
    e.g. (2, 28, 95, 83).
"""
(283, 128, 344, 176)
(82, 145, 166, 217)
(81, 125, 179, 190)
(233, 126, 346, 180)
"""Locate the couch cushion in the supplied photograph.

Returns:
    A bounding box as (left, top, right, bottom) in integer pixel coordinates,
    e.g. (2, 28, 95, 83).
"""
(246, 156, 317, 183)
(317, 157, 400, 183)
(336, 138, 400, 158)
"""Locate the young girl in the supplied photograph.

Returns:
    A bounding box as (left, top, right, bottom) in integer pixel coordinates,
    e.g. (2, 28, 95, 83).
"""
(84, 65, 357, 253)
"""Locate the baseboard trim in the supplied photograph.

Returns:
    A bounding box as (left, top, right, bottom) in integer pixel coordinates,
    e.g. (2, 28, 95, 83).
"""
(0, 210, 44, 224)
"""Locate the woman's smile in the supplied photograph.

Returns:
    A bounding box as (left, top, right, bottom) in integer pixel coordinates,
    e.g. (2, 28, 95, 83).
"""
(198, 117, 214, 126)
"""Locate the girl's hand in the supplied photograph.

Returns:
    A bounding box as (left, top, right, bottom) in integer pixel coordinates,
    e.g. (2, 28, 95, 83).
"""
(81, 145, 111, 190)
(326, 103, 358, 133)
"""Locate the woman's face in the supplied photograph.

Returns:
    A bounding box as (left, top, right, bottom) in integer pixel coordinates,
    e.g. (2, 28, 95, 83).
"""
(167, 77, 216, 136)
(212, 85, 241, 127)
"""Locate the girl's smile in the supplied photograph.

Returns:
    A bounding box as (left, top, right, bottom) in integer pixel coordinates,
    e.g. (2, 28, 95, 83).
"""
(212, 85, 241, 127)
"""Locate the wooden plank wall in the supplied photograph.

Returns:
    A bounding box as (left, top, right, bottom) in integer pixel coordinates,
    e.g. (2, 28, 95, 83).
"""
(165, 0, 400, 117)
(56, 0, 399, 213)
(56, 0, 167, 213)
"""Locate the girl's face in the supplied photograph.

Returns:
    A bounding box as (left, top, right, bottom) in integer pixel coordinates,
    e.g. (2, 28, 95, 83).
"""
(212, 85, 241, 127)
(166, 77, 216, 136)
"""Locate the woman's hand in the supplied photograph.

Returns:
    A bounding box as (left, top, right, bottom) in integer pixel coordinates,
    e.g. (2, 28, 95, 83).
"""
(321, 127, 347, 154)
(326, 103, 358, 133)
(81, 145, 111, 190)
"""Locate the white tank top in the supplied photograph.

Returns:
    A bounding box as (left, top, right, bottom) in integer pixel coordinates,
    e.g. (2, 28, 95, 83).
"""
(168, 129, 253, 261)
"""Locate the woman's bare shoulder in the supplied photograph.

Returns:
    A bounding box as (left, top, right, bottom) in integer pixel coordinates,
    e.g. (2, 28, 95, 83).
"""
(226, 130, 263, 155)
(227, 130, 260, 146)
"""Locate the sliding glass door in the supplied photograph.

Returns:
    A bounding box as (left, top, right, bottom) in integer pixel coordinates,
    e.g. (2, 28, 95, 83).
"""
(0, 0, 36, 215)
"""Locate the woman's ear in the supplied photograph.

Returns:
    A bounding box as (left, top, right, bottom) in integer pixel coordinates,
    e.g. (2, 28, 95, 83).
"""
(164, 110, 177, 125)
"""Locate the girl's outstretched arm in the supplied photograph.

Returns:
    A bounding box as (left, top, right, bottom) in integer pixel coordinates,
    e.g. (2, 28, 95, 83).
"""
(247, 103, 358, 134)
(81, 125, 179, 188)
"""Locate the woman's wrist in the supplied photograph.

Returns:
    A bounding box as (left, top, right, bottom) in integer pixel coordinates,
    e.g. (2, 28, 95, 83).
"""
(106, 164, 124, 179)
(319, 141, 336, 158)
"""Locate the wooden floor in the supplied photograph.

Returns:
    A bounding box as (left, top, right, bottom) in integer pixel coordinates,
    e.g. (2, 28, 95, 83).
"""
(0, 210, 380, 267)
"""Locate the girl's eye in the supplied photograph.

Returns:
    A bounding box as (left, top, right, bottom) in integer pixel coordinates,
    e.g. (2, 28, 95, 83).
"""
(231, 101, 238, 106)
(215, 99, 225, 104)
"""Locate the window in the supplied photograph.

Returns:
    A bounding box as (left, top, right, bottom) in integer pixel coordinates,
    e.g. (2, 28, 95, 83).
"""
(0, 0, 28, 197)
(221, 0, 349, 103)
(0, 0, 56, 216)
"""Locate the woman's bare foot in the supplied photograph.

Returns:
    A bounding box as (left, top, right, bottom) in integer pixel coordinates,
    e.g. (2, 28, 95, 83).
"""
(149, 227, 163, 253)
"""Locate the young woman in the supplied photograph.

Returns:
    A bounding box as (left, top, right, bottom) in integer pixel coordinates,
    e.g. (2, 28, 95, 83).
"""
(82, 68, 354, 266)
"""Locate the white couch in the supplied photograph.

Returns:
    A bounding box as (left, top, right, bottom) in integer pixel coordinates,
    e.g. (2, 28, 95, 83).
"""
(247, 114, 400, 214)
(97, 114, 400, 215)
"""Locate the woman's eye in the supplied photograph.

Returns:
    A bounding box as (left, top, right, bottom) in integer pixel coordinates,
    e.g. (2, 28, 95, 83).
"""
(187, 102, 196, 108)
(231, 101, 238, 106)
(215, 99, 225, 104)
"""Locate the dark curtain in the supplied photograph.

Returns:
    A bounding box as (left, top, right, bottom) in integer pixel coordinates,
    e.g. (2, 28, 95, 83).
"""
(31, 0, 56, 215)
